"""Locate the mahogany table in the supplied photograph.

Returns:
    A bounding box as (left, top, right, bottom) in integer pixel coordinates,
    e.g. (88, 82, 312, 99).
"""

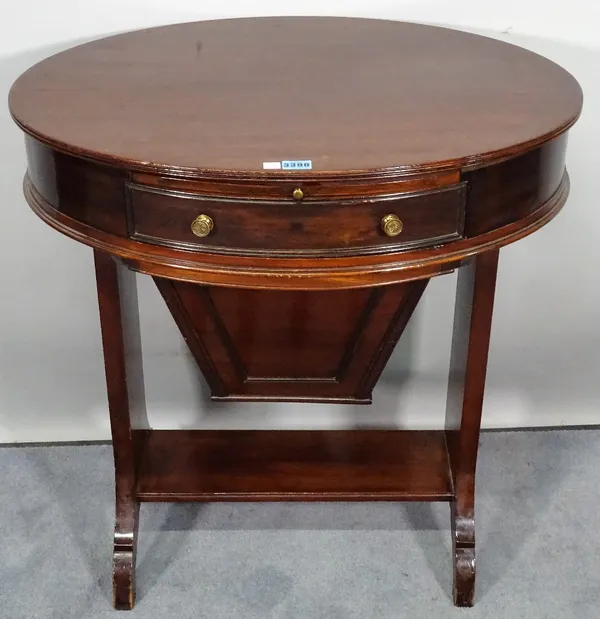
(9, 17, 582, 610)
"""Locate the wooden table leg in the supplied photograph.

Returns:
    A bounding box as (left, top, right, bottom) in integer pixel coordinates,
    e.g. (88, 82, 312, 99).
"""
(445, 250, 499, 607)
(95, 250, 148, 610)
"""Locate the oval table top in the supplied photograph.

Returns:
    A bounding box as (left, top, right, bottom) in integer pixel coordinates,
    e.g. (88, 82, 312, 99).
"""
(9, 16, 582, 178)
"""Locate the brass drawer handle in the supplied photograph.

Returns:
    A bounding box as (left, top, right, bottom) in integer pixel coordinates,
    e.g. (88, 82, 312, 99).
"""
(191, 214, 214, 237)
(381, 214, 403, 237)
(292, 187, 304, 201)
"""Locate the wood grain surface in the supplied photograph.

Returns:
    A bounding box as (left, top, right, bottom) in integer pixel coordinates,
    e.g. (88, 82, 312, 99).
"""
(8, 17, 584, 609)
(9, 17, 582, 176)
(135, 430, 454, 501)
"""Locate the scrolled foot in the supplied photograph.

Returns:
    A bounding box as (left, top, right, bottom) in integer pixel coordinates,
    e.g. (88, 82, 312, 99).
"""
(451, 504, 476, 607)
(112, 501, 139, 610)
(453, 544, 475, 607)
(113, 545, 136, 610)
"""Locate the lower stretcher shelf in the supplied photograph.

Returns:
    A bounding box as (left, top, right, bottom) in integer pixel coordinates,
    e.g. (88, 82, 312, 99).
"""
(134, 429, 454, 502)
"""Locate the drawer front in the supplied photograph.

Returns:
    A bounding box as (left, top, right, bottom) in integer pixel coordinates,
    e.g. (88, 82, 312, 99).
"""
(126, 183, 466, 256)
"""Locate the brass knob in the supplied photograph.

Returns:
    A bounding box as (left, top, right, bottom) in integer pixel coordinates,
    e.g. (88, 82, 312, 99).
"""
(381, 214, 403, 237)
(292, 188, 304, 201)
(191, 214, 214, 237)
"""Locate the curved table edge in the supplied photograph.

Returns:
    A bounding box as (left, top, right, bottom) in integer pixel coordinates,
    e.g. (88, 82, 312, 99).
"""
(24, 172, 569, 290)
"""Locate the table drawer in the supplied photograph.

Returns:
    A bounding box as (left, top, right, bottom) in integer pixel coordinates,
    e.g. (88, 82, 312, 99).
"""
(126, 183, 466, 256)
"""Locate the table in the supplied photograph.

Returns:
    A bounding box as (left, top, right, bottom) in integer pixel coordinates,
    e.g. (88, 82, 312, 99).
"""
(8, 17, 582, 609)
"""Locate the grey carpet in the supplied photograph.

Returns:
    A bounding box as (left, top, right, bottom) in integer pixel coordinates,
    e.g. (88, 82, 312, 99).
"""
(1, 429, 599, 619)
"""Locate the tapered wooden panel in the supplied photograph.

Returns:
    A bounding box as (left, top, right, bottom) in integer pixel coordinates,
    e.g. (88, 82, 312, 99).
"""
(210, 287, 371, 378)
(154, 279, 428, 402)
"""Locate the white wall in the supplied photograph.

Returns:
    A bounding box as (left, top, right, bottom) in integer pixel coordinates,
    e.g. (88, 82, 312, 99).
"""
(1, 2, 599, 443)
